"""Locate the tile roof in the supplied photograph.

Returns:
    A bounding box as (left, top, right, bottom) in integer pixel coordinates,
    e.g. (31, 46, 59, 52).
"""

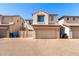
(32, 10, 57, 16)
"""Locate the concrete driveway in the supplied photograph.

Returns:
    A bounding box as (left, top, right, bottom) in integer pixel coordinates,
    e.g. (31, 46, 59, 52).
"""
(0, 38, 79, 56)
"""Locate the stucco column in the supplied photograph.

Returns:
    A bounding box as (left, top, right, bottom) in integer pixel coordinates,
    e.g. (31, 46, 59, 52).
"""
(57, 32, 60, 39)
(33, 30, 36, 39)
(70, 31, 72, 39)
(24, 30, 26, 38)
(7, 30, 9, 38)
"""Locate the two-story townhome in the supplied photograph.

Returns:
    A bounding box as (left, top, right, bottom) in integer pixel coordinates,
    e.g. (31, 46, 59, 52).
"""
(58, 16, 79, 39)
(32, 11, 61, 39)
(0, 15, 24, 38)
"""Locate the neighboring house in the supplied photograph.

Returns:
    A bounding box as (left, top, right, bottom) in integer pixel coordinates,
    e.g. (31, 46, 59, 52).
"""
(58, 16, 79, 39)
(0, 15, 24, 38)
(25, 19, 33, 25)
(24, 19, 33, 30)
(32, 11, 60, 39)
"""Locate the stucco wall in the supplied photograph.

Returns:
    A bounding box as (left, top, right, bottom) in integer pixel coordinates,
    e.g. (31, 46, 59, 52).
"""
(0, 16, 2, 24)
(9, 17, 23, 32)
(2, 16, 14, 24)
(64, 17, 79, 23)
(48, 15, 56, 24)
(19, 30, 35, 38)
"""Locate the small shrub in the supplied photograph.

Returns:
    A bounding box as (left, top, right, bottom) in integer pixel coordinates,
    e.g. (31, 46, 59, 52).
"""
(62, 33, 68, 39)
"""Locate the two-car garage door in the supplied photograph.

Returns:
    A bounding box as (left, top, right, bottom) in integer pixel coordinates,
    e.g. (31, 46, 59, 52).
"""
(72, 31, 79, 39)
(71, 27, 79, 39)
(0, 30, 8, 38)
(36, 29, 57, 39)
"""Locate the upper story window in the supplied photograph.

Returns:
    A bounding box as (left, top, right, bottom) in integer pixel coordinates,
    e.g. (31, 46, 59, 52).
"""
(50, 16, 53, 21)
(67, 18, 69, 20)
(73, 17, 75, 21)
(38, 15, 44, 22)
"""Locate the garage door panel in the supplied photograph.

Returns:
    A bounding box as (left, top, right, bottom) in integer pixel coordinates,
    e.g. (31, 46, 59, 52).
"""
(0, 30, 8, 38)
(36, 30, 57, 39)
(72, 31, 79, 39)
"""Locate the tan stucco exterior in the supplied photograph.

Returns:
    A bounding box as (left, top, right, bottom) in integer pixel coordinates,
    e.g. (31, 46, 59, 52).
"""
(8, 16, 23, 32)
(59, 16, 79, 39)
(0, 15, 24, 38)
(32, 11, 60, 39)
(33, 11, 57, 25)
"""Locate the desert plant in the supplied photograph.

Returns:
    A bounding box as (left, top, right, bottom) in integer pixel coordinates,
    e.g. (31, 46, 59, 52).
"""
(62, 33, 68, 39)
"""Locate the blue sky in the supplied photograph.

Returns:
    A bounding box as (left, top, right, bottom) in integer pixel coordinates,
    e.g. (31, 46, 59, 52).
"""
(0, 3, 79, 20)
